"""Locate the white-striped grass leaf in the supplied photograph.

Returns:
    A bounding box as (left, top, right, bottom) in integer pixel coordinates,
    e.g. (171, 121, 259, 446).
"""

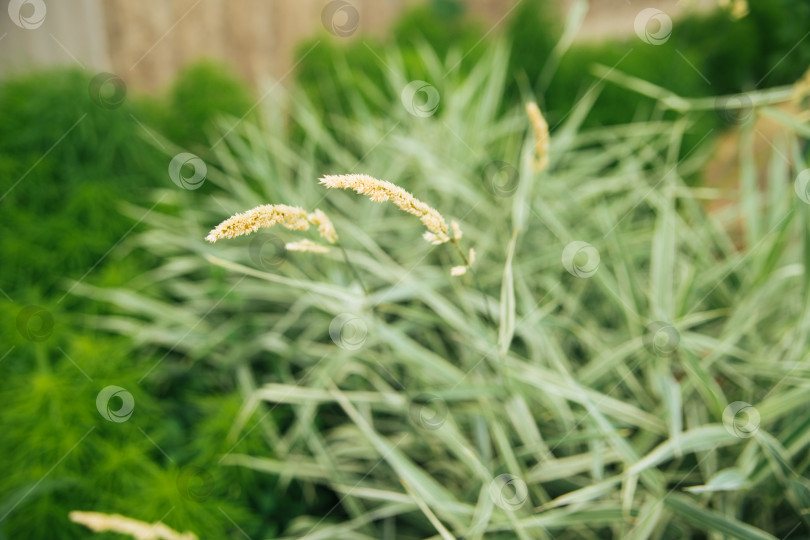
(663, 493, 777, 540)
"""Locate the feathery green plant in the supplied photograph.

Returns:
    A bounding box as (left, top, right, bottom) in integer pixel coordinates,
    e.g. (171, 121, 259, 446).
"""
(0, 65, 307, 539)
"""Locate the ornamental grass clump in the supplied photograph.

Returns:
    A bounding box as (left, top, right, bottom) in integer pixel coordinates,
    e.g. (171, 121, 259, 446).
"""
(79, 43, 810, 539)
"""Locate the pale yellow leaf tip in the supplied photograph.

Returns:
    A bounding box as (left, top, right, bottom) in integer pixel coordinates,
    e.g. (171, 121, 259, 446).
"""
(719, 0, 748, 19)
(526, 102, 549, 173)
(285, 239, 331, 254)
(794, 65, 810, 116)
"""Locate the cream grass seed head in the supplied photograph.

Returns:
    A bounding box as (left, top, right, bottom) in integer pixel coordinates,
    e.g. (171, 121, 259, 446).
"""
(206, 204, 309, 243)
(450, 265, 468, 277)
(450, 248, 476, 277)
(307, 209, 338, 244)
(205, 204, 338, 244)
(451, 220, 463, 241)
(319, 174, 450, 244)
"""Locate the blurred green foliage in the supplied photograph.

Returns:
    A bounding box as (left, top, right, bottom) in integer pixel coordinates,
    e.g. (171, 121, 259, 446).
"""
(0, 69, 162, 295)
(393, 0, 488, 60)
(295, 0, 493, 138)
(295, 0, 810, 132)
(0, 64, 313, 538)
(152, 61, 255, 147)
(0, 61, 252, 294)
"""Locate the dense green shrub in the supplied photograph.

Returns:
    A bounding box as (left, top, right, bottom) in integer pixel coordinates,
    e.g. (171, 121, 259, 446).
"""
(0, 69, 163, 294)
(392, 0, 487, 58)
(0, 311, 263, 538)
(747, 0, 810, 87)
(0, 64, 310, 539)
(156, 60, 255, 147)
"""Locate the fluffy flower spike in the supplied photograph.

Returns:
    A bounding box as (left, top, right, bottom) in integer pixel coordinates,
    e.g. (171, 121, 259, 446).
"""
(205, 204, 309, 243)
(205, 204, 339, 245)
(307, 209, 338, 244)
(450, 266, 468, 277)
(319, 174, 450, 244)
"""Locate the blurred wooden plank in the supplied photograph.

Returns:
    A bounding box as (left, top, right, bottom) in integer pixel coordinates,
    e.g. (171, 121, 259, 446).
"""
(0, 0, 109, 77)
(1, 0, 722, 91)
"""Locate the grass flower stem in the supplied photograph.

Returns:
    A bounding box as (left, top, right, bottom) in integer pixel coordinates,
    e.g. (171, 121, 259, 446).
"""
(338, 242, 369, 296)
(449, 238, 494, 327)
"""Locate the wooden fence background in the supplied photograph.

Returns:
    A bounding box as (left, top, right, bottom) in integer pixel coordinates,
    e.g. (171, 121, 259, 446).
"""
(1, 0, 713, 92)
